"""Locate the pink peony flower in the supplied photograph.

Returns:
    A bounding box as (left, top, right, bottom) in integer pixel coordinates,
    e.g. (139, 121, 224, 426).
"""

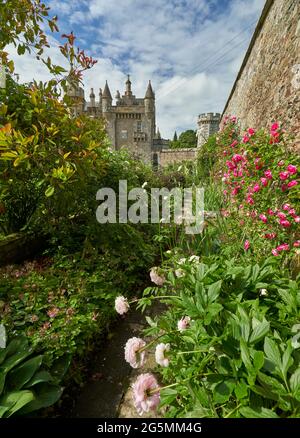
(248, 128, 255, 136)
(293, 240, 300, 248)
(155, 343, 170, 367)
(287, 180, 298, 188)
(230, 140, 238, 147)
(260, 177, 268, 187)
(242, 135, 250, 143)
(177, 316, 191, 332)
(289, 208, 296, 217)
(281, 184, 288, 192)
(282, 204, 290, 211)
(267, 209, 275, 216)
(287, 164, 297, 175)
(277, 243, 290, 252)
(230, 116, 237, 123)
(278, 160, 285, 166)
(115, 296, 130, 315)
(259, 214, 267, 223)
(294, 216, 300, 223)
(277, 212, 286, 220)
(272, 249, 279, 256)
(264, 170, 272, 179)
(279, 219, 291, 228)
(132, 373, 160, 416)
(244, 240, 250, 251)
(279, 171, 289, 180)
(150, 267, 165, 286)
(125, 337, 146, 369)
(253, 183, 260, 193)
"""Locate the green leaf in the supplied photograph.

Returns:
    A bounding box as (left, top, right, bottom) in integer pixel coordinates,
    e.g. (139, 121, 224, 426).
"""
(16, 384, 63, 415)
(214, 380, 235, 404)
(257, 372, 287, 395)
(207, 280, 222, 303)
(240, 339, 252, 371)
(0, 390, 35, 417)
(160, 387, 178, 405)
(240, 406, 279, 418)
(264, 337, 281, 368)
(0, 349, 32, 374)
(290, 369, 300, 393)
(281, 344, 293, 378)
(0, 372, 5, 395)
(234, 381, 248, 399)
(50, 355, 71, 383)
(249, 320, 270, 344)
(17, 45, 26, 55)
(25, 371, 53, 388)
(253, 351, 264, 371)
(8, 356, 43, 390)
(45, 185, 55, 197)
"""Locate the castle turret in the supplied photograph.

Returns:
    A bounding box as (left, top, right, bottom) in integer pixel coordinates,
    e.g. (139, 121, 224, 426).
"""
(115, 90, 120, 104)
(125, 75, 132, 97)
(90, 88, 95, 107)
(144, 81, 155, 115)
(102, 81, 112, 113)
(66, 82, 85, 116)
(99, 88, 102, 107)
(197, 112, 221, 147)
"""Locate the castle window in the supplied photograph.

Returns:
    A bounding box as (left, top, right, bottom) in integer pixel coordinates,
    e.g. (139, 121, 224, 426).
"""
(137, 121, 142, 132)
(121, 130, 128, 139)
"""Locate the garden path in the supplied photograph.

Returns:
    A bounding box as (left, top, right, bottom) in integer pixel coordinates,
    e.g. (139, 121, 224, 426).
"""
(72, 305, 161, 418)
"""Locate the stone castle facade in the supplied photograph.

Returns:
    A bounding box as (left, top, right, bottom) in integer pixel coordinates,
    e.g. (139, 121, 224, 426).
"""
(67, 76, 162, 164)
(196, 112, 220, 147)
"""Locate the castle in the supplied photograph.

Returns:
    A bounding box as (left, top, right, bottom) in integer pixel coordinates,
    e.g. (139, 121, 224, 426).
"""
(67, 76, 165, 164)
(196, 113, 220, 148)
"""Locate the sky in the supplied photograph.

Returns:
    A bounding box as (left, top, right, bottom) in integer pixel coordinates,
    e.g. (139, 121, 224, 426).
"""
(10, 0, 264, 138)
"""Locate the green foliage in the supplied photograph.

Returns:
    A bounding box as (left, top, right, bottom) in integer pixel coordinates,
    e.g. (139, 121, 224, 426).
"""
(170, 130, 197, 149)
(140, 256, 300, 418)
(0, 330, 69, 417)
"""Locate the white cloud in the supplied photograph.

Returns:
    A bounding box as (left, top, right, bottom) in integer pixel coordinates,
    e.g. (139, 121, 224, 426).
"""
(8, 0, 264, 138)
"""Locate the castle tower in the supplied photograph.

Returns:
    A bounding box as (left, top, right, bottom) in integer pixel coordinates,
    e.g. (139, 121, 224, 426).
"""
(89, 88, 95, 107)
(99, 88, 102, 107)
(102, 81, 112, 113)
(67, 76, 158, 164)
(144, 81, 155, 114)
(66, 82, 85, 116)
(197, 112, 220, 147)
(115, 90, 121, 105)
(125, 75, 132, 97)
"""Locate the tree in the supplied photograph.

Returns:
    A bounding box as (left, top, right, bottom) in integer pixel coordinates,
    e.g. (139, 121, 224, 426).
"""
(0, 0, 97, 87)
(173, 131, 178, 141)
(170, 129, 197, 149)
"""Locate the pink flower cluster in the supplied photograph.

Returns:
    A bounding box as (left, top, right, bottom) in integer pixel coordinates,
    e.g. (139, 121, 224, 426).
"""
(220, 120, 299, 256)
